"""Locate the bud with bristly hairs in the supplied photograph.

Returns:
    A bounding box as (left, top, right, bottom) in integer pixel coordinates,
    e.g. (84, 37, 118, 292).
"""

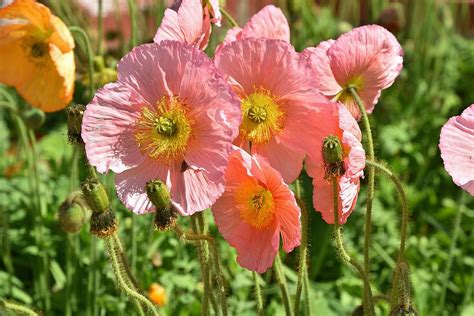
(58, 190, 91, 233)
(65, 104, 86, 145)
(146, 180, 177, 231)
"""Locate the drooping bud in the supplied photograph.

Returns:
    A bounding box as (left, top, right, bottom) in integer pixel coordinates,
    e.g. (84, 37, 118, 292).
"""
(22, 108, 45, 130)
(81, 178, 110, 214)
(66, 104, 86, 145)
(390, 260, 416, 315)
(58, 190, 91, 233)
(90, 209, 118, 238)
(146, 180, 177, 230)
(322, 135, 343, 165)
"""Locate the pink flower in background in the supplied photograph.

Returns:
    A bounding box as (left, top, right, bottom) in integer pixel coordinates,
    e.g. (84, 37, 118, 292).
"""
(302, 25, 403, 120)
(217, 5, 289, 51)
(306, 103, 366, 224)
(82, 41, 241, 216)
(154, 0, 221, 50)
(215, 38, 335, 184)
(212, 148, 301, 273)
(439, 104, 474, 196)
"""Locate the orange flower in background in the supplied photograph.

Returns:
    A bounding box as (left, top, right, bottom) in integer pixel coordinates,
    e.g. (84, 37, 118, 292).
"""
(148, 283, 167, 307)
(0, 0, 75, 112)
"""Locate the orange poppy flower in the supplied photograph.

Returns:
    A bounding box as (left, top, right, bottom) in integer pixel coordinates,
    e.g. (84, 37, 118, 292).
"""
(0, 0, 75, 112)
(148, 283, 167, 307)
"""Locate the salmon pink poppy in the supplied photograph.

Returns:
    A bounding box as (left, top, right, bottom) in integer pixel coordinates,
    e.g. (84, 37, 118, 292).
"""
(215, 37, 335, 183)
(212, 148, 301, 273)
(439, 104, 474, 196)
(82, 41, 241, 216)
(301, 25, 403, 120)
(217, 5, 289, 51)
(154, 0, 220, 50)
(306, 103, 366, 224)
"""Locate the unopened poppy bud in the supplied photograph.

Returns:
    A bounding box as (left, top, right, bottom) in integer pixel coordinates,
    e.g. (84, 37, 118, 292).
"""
(90, 209, 118, 238)
(390, 261, 416, 315)
(81, 178, 109, 213)
(146, 180, 177, 230)
(322, 135, 343, 165)
(58, 191, 91, 233)
(146, 180, 171, 211)
(22, 108, 45, 130)
(390, 305, 417, 316)
(66, 104, 86, 144)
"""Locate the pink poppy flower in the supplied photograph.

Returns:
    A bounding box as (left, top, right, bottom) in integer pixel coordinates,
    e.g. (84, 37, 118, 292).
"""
(217, 5, 289, 52)
(439, 104, 474, 196)
(81, 41, 241, 216)
(215, 37, 334, 183)
(154, 0, 220, 50)
(306, 103, 366, 224)
(301, 25, 403, 120)
(212, 148, 301, 273)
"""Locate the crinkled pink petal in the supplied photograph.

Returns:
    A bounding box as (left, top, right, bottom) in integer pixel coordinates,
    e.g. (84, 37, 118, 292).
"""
(169, 164, 225, 215)
(300, 40, 341, 97)
(439, 105, 474, 195)
(239, 5, 290, 42)
(153, 0, 210, 50)
(115, 159, 170, 215)
(306, 104, 365, 224)
(252, 140, 305, 184)
(82, 82, 147, 174)
(327, 25, 403, 117)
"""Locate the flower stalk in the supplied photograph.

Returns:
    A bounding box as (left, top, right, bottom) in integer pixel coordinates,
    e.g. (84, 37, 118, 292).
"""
(0, 299, 38, 316)
(69, 26, 95, 98)
(332, 177, 375, 316)
(274, 254, 293, 316)
(252, 272, 264, 315)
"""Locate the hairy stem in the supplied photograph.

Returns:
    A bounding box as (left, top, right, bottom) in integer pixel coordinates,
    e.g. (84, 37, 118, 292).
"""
(274, 254, 293, 316)
(332, 178, 375, 316)
(252, 272, 264, 315)
(349, 86, 375, 276)
(97, 0, 103, 54)
(294, 179, 309, 315)
(104, 235, 158, 315)
(127, 0, 138, 47)
(0, 300, 38, 316)
(366, 160, 409, 261)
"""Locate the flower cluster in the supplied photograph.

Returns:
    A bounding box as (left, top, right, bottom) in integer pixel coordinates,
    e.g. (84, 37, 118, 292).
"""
(79, 1, 405, 273)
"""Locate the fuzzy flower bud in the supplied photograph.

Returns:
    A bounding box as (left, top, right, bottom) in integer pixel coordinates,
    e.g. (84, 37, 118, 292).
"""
(81, 178, 110, 214)
(58, 191, 91, 233)
(66, 104, 86, 145)
(322, 135, 343, 165)
(146, 180, 177, 230)
(22, 108, 45, 130)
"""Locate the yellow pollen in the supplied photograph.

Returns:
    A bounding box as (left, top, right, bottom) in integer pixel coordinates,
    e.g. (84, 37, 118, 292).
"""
(135, 96, 192, 163)
(240, 89, 284, 144)
(235, 180, 275, 229)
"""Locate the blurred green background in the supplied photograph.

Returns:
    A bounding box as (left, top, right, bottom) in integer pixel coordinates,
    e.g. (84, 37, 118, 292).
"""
(1, 0, 473, 315)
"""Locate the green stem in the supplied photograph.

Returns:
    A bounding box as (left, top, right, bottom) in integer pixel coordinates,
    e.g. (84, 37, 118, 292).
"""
(252, 272, 264, 315)
(439, 193, 466, 311)
(69, 26, 94, 99)
(104, 236, 159, 315)
(294, 181, 309, 315)
(274, 254, 293, 316)
(348, 86, 375, 275)
(127, 0, 138, 47)
(27, 129, 51, 313)
(87, 237, 98, 316)
(303, 267, 312, 316)
(97, 0, 103, 55)
(332, 178, 375, 316)
(366, 160, 409, 260)
(221, 8, 239, 28)
(0, 300, 38, 316)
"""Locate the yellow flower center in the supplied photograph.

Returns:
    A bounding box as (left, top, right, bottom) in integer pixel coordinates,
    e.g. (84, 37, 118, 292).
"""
(335, 76, 364, 102)
(135, 96, 192, 163)
(240, 89, 284, 144)
(235, 180, 275, 229)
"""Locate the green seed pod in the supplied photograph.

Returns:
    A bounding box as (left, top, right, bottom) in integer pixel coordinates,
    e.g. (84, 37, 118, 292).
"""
(66, 104, 86, 145)
(81, 178, 110, 214)
(154, 205, 178, 231)
(58, 191, 91, 233)
(146, 180, 171, 211)
(322, 135, 343, 165)
(22, 108, 45, 130)
(90, 209, 118, 238)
